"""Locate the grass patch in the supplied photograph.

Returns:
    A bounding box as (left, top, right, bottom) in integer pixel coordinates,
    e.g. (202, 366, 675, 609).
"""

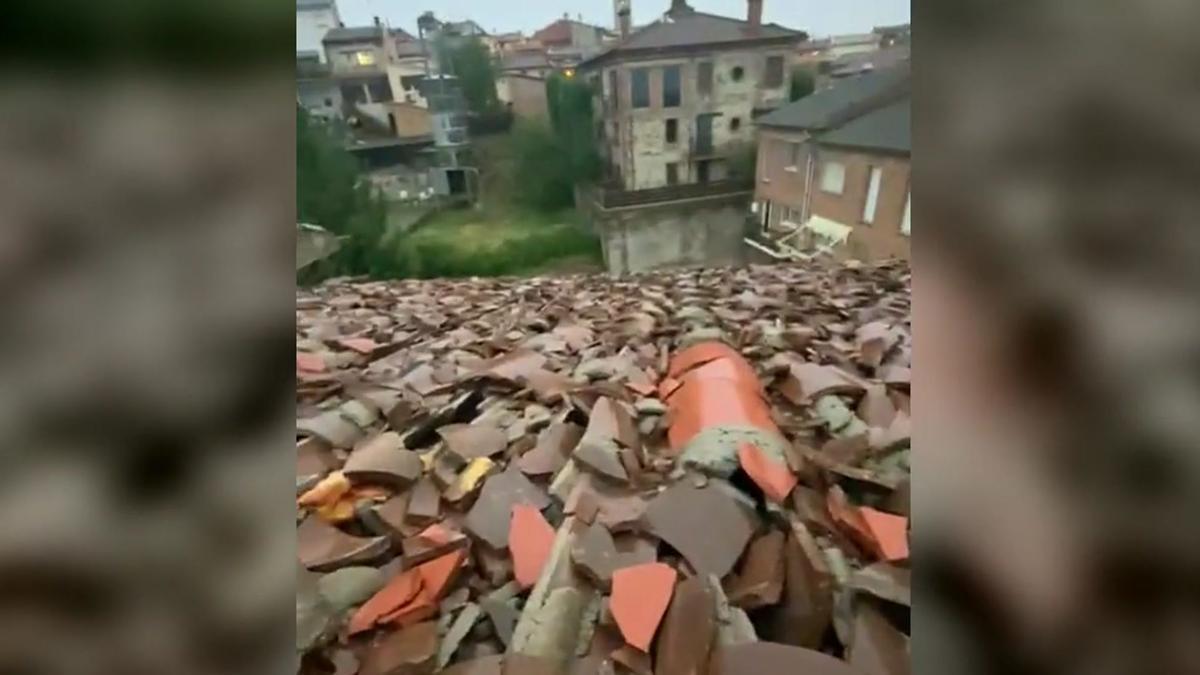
(395, 205, 602, 279)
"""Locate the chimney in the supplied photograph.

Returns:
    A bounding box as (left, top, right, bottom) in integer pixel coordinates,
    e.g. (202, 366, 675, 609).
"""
(616, 0, 632, 38)
(373, 15, 381, 27)
(668, 0, 693, 15)
(747, 0, 763, 34)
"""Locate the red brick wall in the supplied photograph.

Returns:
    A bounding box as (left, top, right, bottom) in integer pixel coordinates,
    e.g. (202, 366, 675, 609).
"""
(808, 147, 910, 260)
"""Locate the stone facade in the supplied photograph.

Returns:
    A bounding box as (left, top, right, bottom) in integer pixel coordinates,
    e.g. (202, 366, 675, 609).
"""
(596, 47, 797, 191)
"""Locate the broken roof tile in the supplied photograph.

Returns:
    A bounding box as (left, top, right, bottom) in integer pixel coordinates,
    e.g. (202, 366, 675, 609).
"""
(611, 563, 676, 652)
(726, 529, 785, 609)
(343, 432, 423, 489)
(737, 442, 798, 504)
(859, 507, 909, 562)
(438, 423, 509, 462)
(509, 504, 556, 590)
(655, 574, 716, 675)
(644, 481, 757, 578)
(298, 516, 390, 573)
(465, 466, 550, 550)
(297, 261, 911, 673)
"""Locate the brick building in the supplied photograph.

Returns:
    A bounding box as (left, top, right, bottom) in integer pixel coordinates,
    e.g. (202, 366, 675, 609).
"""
(752, 66, 910, 261)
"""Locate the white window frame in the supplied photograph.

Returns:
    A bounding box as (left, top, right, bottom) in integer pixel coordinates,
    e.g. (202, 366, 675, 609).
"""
(785, 142, 802, 172)
(819, 160, 845, 194)
(862, 165, 883, 223)
(901, 190, 911, 236)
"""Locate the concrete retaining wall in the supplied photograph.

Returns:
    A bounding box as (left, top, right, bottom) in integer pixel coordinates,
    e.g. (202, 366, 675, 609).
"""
(589, 190, 753, 275)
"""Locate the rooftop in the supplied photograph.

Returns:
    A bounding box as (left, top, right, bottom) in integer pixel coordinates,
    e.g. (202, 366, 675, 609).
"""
(323, 25, 387, 44)
(756, 65, 909, 132)
(581, 9, 805, 68)
(818, 96, 910, 155)
(533, 18, 610, 45)
(502, 51, 552, 71)
(296, 260, 911, 672)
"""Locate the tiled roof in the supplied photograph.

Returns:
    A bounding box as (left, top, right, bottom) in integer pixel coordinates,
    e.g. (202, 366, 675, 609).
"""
(756, 65, 909, 132)
(581, 10, 805, 67)
(817, 96, 910, 154)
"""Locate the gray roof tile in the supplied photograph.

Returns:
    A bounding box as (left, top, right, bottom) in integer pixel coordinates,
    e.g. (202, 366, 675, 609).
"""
(817, 97, 910, 154)
(756, 65, 909, 131)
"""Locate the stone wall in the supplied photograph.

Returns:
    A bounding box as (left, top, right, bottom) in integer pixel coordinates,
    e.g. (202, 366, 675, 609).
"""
(587, 190, 753, 275)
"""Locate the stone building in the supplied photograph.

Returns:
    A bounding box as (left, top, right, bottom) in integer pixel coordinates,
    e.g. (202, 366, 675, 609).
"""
(580, 0, 807, 191)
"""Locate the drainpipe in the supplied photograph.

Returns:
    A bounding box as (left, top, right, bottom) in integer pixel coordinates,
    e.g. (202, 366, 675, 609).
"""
(801, 137, 816, 223)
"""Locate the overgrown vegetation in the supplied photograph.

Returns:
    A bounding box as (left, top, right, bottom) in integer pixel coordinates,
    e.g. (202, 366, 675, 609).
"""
(395, 207, 601, 279)
(790, 66, 816, 101)
(437, 36, 500, 116)
(296, 106, 392, 281)
(510, 73, 602, 211)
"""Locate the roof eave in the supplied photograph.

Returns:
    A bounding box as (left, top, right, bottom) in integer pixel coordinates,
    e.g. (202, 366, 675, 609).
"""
(814, 140, 910, 157)
(579, 33, 805, 70)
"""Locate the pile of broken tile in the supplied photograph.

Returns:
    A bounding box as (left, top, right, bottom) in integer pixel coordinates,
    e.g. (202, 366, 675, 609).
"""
(296, 261, 911, 675)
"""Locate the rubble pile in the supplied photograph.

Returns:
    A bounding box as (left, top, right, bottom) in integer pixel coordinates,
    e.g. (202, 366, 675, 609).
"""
(296, 261, 911, 675)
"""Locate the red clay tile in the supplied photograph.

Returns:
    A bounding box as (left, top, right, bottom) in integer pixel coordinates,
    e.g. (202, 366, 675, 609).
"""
(859, 507, 909, 561)
(339, 337, 379, 355)
(611, 562, 677, 652)
(297, 352, 327, 373)
(350, 545, 468, 635)
(509, 504, 556, 589)
(737, 442, 798, 503)
(348, 570, 423, 635)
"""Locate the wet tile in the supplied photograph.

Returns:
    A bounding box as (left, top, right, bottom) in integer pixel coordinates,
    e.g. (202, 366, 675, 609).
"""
(655, 575, 715, 675)
(611, 563, 676, 652)
(509, 504, 556, 589)
(644, 481, 757, 578)
(343, 432, 423, 489)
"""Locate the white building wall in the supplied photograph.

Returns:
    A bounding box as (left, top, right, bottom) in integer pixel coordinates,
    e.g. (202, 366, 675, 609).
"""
(297, 6, 341, 62)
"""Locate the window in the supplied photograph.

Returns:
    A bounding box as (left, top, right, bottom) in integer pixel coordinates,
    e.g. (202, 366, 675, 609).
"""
(787, 142, 802, 169)
(665, 119, 678, 144)
(698, 61, 714, 95)
(663, 65, 682, 107)
(764, 56, 785, 88)
(324, 98, 333, 107)
(730, 117, 742, 132)
(862, 166, 883, 223)
(901, 191, 911, 235)
(631, 68, 650, 108)
(609, 70, 619, 109)
(731, 66, 745, 82)
(819, 161, 845, 194)
(354, 51, 377, 66)
(666, 162, 679, 186)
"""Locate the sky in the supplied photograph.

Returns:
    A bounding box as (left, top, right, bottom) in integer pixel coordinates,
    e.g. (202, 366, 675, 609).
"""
(335, 0, 910, 39)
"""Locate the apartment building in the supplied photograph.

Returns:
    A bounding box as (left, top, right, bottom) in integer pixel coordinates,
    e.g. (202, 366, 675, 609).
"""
(580, 0, 806, 191)
(754, 66, 910, 260)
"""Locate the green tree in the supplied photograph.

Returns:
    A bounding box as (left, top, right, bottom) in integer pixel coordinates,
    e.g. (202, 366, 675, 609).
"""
(440, 36, 499, 115)
(789, 66, 816, 101)
(296, 106, 393, 279)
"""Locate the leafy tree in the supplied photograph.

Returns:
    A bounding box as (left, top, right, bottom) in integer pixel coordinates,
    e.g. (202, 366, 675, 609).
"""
(789, 66, 816, 102)
(296, 106, 393, 279)
(439, 36, 500, 115)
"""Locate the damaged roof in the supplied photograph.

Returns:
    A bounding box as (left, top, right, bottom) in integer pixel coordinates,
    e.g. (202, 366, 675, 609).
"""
(295, 261, 911, 673)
